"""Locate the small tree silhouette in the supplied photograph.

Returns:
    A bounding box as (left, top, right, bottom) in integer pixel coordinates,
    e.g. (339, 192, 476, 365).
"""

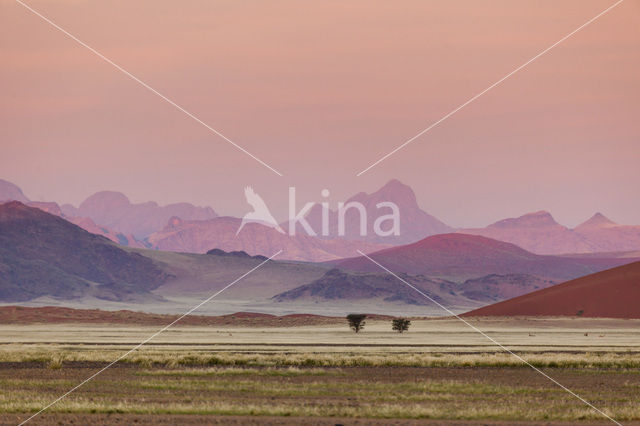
(346, 314, 367, 333)
(392, 318, 411, 333)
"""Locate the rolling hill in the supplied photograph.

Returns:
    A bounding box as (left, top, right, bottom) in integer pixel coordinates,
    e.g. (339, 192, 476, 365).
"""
(464, 261, 640, 319)
(458, 274, 556, 303)
(145, 247, 329, 300)
(272, 268, 474, 307)
(0, 202, 170, 302)
(334, 233, 638, 281)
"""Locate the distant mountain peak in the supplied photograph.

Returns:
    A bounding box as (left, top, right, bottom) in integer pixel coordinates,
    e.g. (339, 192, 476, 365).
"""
(72, 190, 217, 238)
(346, 178, 417, 206)
(577, 212, 617, 229)
(80, 191, 131, 209)
(381, 178, 408, 190)
(0, 179, 29, 203)
(375, 178, 415, 198)
(304, 179, 452, 244)
(490, 210, 559, 229)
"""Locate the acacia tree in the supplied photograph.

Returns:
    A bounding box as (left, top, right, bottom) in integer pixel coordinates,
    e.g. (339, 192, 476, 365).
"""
(392, 318, 411, 333)
(346, 314, 367, 333)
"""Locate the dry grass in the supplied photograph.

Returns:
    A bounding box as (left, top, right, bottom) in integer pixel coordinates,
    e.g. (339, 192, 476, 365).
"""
(2, 344, 640, 369)
(1, 365, 638, 421)
(1, 319, 639, 422)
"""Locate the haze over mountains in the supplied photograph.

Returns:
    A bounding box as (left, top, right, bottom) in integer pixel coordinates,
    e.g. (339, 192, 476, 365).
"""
(0, 179, 28, 203)
(1, 180, 142, 248)
(290, 179, 452, 244)
(334, 233, 635, 281)
(148, 216, 388, 262)
(3, 177, 640, 262)
(459, 211, 640, 255)
(1, 202, 639, 317)
(63, 191, 217, 238)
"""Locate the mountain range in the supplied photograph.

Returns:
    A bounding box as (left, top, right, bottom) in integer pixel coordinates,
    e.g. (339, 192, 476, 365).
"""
(147, 216, 388, 262)
(333, 233, 635, 281)
(2, 202, 639, 317)
(272, 268, 555, 307)
(288, 179, 452, 244)
(459, 210, 640, 255)
(63, 191, 217, 238)
(3, 178, 640, 261)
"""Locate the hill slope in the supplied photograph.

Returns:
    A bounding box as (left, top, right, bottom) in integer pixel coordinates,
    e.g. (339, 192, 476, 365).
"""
(335, 233, 637, 281)
(0, 180, 143, 248)
(464, 261, 640, 319)
(0, 202, 169, 302)
(147, 216, 388, 262)
(272, 268, 474, 307)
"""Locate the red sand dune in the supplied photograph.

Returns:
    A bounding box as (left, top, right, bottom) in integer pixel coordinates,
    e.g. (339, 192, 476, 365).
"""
(464, 261, 640, 319)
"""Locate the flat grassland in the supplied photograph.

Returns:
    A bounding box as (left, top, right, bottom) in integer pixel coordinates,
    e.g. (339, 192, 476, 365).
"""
(1, 317, 639, 425)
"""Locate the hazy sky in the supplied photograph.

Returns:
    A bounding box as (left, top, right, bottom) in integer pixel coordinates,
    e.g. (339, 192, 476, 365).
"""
(1, 0, 638, 227)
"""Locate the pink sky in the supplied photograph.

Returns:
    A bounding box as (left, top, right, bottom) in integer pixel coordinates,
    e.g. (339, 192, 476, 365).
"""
(1, 0, 639, 227)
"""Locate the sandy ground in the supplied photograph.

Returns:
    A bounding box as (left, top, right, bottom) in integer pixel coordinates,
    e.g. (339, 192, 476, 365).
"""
(1, 317, 639, 351)
(0, 296, 479, 317)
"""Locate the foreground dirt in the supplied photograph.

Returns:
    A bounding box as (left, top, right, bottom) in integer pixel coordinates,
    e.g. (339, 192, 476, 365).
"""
(2, 413, 633, 425)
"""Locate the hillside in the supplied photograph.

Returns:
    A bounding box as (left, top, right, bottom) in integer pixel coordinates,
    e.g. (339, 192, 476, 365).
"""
(459, 274, 556, 302)
(335, 233, 637, 281)
(464, 261, 640, 319)
(146, 247, 329, 300)
(147, 216, 388, 262)
(273, 268, 474, 307)
(0, 180, 144, 248)
(0, 202, 169, 302)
